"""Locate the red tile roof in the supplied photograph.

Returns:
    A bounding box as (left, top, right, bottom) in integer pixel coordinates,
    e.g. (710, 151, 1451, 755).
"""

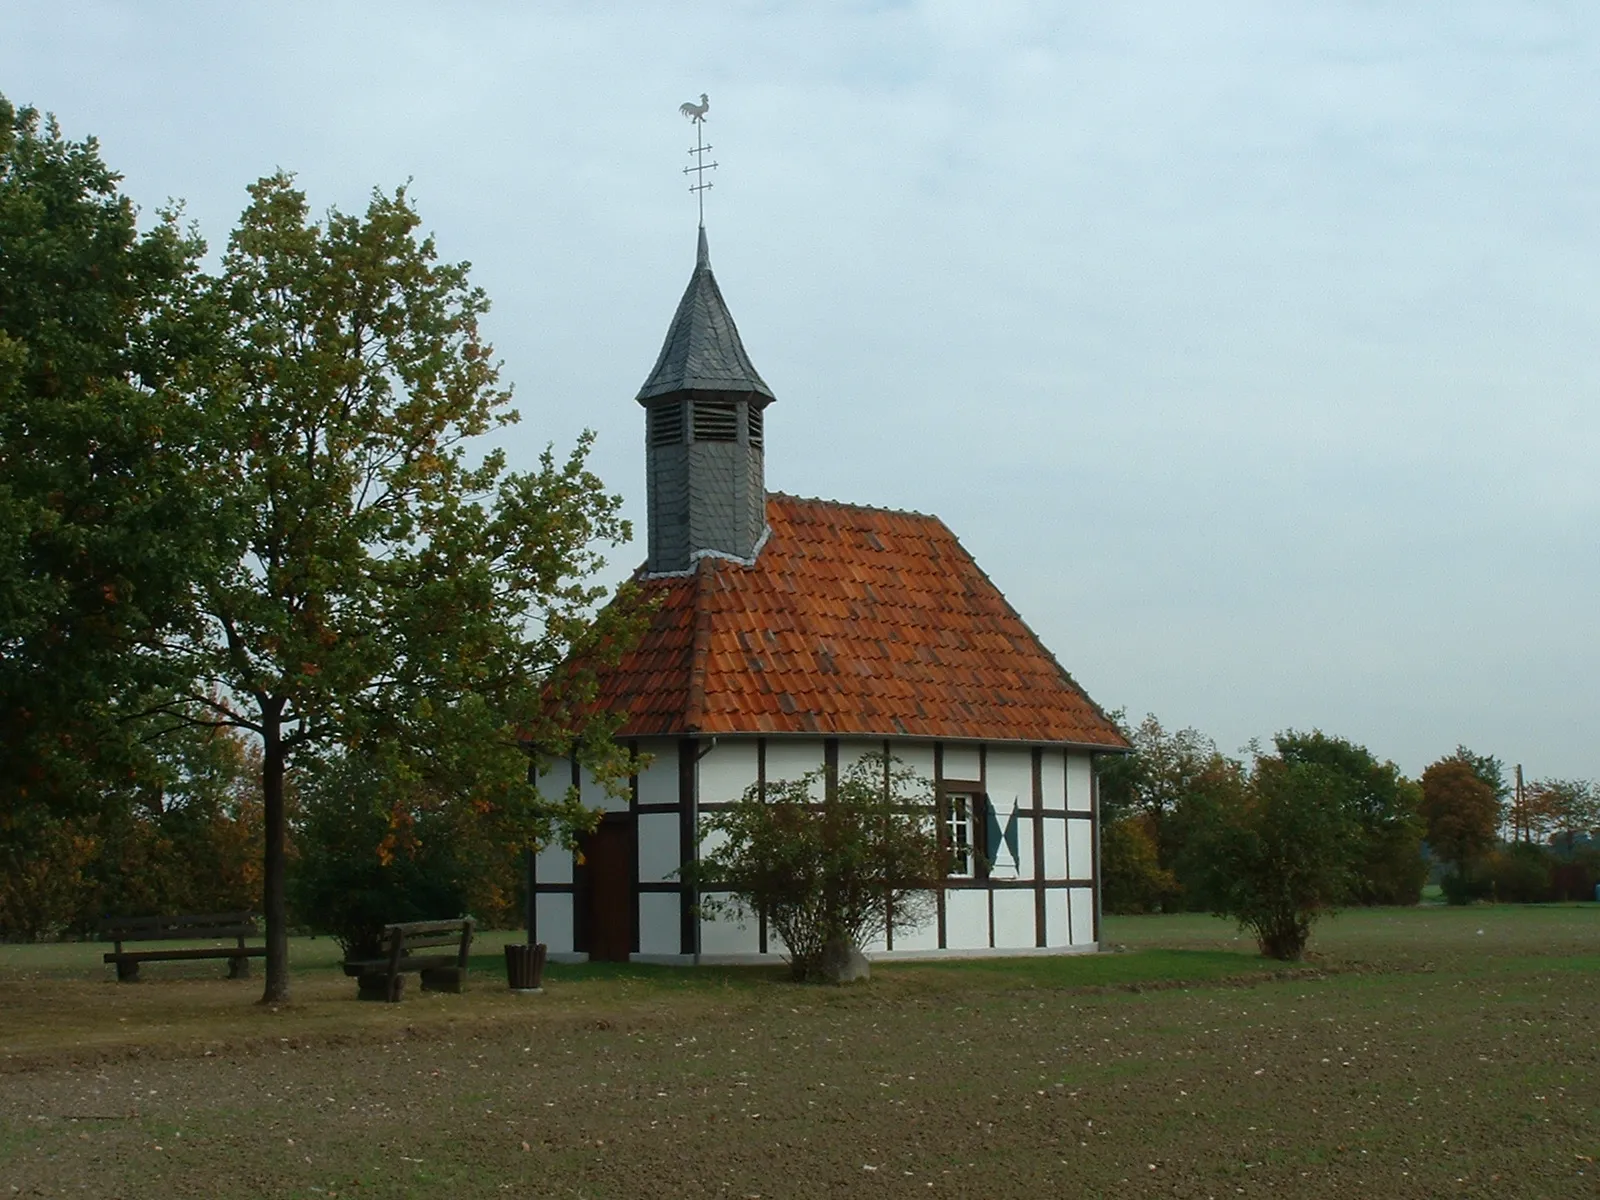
(589, 494, 1128, 748)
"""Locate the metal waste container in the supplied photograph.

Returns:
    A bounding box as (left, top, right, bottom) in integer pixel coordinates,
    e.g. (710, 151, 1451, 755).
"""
(505, 943, 548, 993)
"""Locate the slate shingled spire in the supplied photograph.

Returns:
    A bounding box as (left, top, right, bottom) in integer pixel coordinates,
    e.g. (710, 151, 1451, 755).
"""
(638, 228, 775, 575)
(637, 227, 774, 402)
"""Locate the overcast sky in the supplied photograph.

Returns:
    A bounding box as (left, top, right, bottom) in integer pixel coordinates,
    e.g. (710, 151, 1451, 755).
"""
(4, 2, 1595, 779)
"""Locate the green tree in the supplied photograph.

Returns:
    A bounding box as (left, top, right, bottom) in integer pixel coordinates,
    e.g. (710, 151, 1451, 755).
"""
(1419, 758, 1498, 902)
(1187, 755, 1361, 961)
(687, 755, 950, 982)
(0, 95, 212, 825)
(1274, 729, 1426, 905)
(165, 173, 635, 1001)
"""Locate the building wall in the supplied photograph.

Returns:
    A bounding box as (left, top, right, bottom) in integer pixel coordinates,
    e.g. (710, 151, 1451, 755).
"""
(530, 735, 1104, 963)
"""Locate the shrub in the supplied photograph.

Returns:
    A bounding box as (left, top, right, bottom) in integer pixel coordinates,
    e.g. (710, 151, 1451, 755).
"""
(1486, 842, 1554, 904)
(1188, 756, 1361, 961)
(290, 754, 514, 956)
(686, 754, 949, 982)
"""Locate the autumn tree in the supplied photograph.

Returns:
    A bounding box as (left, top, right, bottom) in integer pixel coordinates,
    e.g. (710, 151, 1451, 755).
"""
(164, 173, 636, 1001)
(1521, 778, 1599, 851)
(1419, 758, 1499, 901)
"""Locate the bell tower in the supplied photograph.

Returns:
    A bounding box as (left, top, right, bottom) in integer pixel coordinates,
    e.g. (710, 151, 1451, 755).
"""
(637, 227, 775, 575)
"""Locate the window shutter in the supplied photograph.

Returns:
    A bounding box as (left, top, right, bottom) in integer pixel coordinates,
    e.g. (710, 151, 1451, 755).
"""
(985, 801, 1004, 871)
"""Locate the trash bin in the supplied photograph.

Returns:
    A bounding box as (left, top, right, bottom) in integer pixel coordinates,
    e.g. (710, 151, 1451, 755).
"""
(505, 943, 547, 993)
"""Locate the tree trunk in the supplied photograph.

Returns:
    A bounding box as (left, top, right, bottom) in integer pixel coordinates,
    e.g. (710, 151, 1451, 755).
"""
(260, 701, 289, 1003)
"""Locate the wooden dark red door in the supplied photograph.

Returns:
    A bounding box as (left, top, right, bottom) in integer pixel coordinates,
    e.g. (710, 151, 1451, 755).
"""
(582, 818, 633, 962)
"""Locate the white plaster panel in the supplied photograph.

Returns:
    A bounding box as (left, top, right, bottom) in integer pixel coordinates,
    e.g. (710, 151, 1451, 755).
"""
(1069, 886, 1095, 945)
(1042, 816, 1068, 880)
(1043, 888, 1068, 947)
(985, 747, 1033, 811)
(1068, 818, 1094, 882)
(636, 740, 678, 807)
(698, 740, 760, 806)
(534, 843, 572, 887)
(638, 892, 679, 956)
(944, 889, 990, 950)
(1066, 754, 1094, 813)
(696, 822, 729, 862)
(891, 893, 940, 951)
(535, 761, 572, 804)
(763, 739, 826, 796)
(991, 888, 1035, 950)
(942, 744, 981, 783)
(888, 742, 936, 786)
(1012, 818, 1036, 882)
(637, 813, 680, 884)
(698, 905, 760, 956)
(537, 894, 573, 954)
(580, 766, 626, 813)
(1039, 751, 1066, 810)
(837, 739, 886, 776)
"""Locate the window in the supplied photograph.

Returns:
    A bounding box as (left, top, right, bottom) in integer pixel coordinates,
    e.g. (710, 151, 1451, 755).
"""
(649, 401, 683, 447)
(692, 398, 738, 442)
(943, 789, 979, 878)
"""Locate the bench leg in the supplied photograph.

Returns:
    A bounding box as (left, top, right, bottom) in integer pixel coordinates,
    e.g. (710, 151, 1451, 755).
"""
(357, 972, 403, 1002)
(421, 967, 465, 994)
(115, 960, 140, 983)
(227, 956, 251, 980)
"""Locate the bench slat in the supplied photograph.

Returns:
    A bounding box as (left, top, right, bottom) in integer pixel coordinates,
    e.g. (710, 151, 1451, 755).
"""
(104, 946, 267, 964)
(100, 912, 258, 941)
(389, 934, 466, 950)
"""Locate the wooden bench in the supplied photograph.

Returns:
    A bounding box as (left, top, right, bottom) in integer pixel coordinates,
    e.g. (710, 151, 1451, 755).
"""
(341, 918, 475, 1002)
(100, 912, 265, 982)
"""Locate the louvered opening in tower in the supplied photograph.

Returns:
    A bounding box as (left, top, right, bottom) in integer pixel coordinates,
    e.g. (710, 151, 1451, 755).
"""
(649, 401, 684, 447)
(692, 399, 738, 442)
(747, 406, 763, 450)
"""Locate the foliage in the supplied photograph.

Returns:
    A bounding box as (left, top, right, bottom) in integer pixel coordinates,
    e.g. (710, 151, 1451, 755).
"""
(1099, 814, 1177, 914)
(1443, 745, 1509, 811)
(1274, 729, 1426, 905)
(156, 172, 637, 1000)
(0, 94, 213, 824)
(1096, 712, 1239, 908)
(1419, 758, 1499, 901)
(686, 755, 950, 982)
(1186, 755, 1361, 961)
(0, 714, 262, 939)
(290, 751, 514, 957)
(1517, 778, 1599, 849)
(1484, 842, 1555, 904)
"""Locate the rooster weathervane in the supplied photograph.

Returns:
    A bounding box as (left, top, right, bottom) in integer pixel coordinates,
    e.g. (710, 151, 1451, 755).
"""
(679, 92, 716, 226)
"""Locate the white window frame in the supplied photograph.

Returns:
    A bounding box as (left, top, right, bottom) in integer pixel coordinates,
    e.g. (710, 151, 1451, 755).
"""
(942, 787, 980, 879)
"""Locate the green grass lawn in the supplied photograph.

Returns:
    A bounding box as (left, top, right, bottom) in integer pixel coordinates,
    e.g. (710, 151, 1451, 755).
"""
(1, 904, 1595, 1198)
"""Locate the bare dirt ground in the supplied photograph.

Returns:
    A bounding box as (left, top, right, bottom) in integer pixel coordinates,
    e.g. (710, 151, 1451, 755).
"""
(1, 907, 1595, 1198)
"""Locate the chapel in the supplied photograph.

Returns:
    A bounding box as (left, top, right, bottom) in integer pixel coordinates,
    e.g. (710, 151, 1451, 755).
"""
(530, 224, 1128, 963)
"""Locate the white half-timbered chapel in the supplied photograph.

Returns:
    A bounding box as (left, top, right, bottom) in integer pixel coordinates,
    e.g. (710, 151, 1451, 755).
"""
(529, 217, 1128, 964)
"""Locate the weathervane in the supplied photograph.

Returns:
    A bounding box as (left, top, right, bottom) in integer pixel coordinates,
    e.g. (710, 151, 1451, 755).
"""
(679, 92, 716, 226)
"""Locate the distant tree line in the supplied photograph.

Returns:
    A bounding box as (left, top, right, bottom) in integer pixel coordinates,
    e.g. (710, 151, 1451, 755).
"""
(1098, 713, 1600, 947)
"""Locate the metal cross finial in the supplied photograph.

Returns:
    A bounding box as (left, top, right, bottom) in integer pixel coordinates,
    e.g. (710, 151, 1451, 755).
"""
(679, 92, 717, 226)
